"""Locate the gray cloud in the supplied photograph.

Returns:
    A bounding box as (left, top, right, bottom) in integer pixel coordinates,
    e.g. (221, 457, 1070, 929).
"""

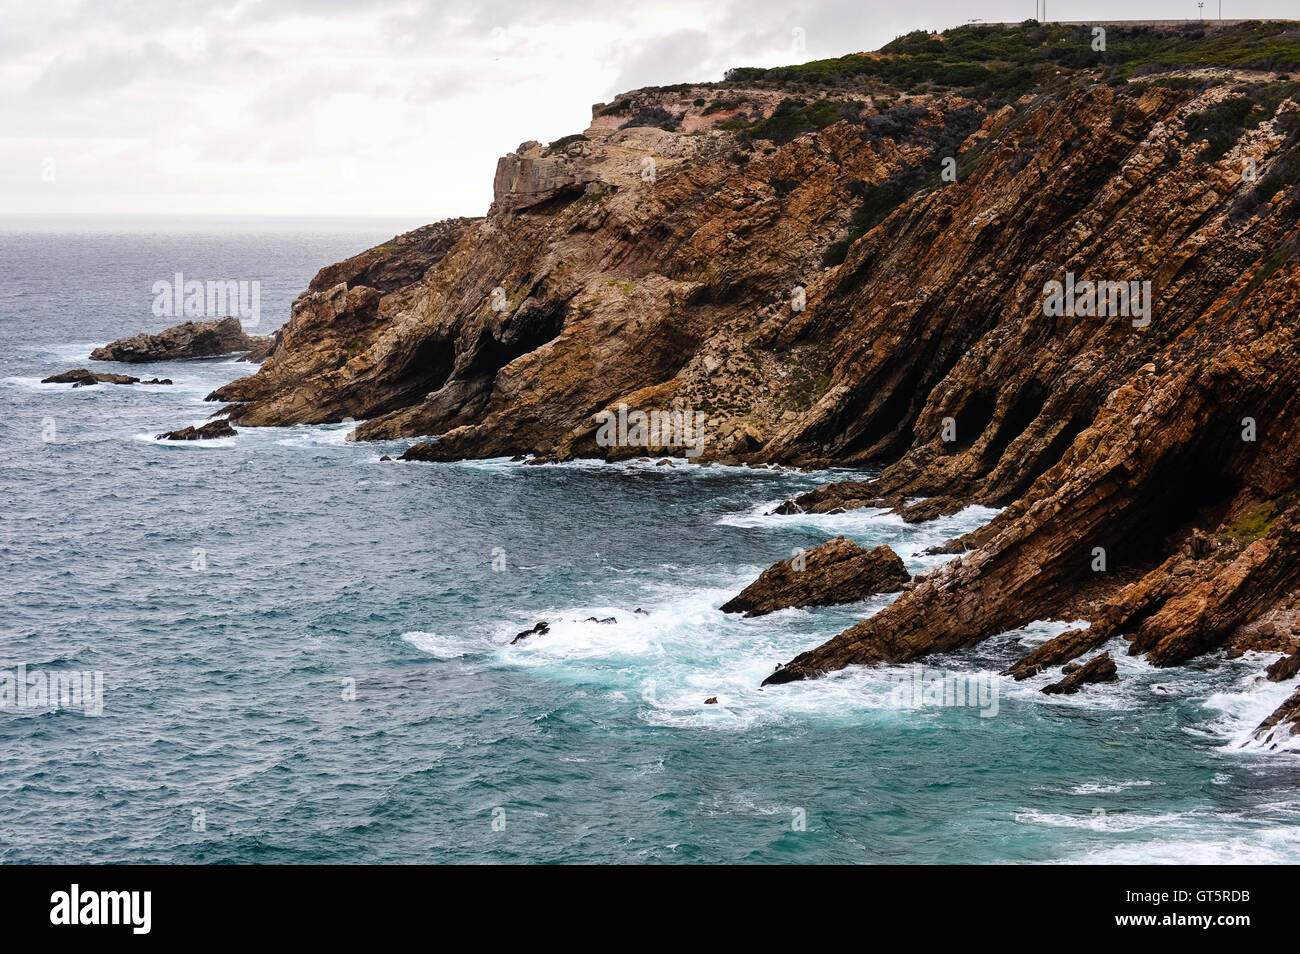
(2, 0, 1296, 218)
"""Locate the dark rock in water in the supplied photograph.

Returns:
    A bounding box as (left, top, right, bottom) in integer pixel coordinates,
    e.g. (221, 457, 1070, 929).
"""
(704, 697, 718, 705)
(510, 621, 549, 644)
(91, 317, 272, 363)
(634, 608, 648, 615)
(724, 537, 909, 618)
(1267, 648, 1300, 683)
(141, 378, 173, 385)
(43, 369, 147, 387)
(1061, 662, 1082, 675)
(584, 616, 617, 624)
(1042, 653, 1118, 695)
(156, 420, 238, 441)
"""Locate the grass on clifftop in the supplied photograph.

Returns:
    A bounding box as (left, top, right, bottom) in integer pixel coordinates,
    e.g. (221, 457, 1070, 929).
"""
(722, 21, 1300, 98)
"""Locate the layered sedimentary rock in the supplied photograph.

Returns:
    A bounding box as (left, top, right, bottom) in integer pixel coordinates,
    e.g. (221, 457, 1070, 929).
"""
(199, 22, 1300, 741)
(721, 537, 909, 616)
(92, 317, 272, 363)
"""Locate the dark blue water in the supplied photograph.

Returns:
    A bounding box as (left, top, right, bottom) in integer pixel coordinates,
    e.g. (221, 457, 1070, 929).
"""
(2, 217, 1298, 863)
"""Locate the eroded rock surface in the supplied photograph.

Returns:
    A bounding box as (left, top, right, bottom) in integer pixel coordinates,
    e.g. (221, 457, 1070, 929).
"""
(157, 420, 237, 441)
(1042, 652, 1119, 694)
(721, 537, 909, 616)
(92, 317, 272, 363)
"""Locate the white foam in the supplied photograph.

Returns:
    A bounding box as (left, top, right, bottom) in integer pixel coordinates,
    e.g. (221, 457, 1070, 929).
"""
(400, 630, 484, 660)
(1200, 654, 1300, 753)
(716, 501, 1000, 571)
(134, 432, 236, 448)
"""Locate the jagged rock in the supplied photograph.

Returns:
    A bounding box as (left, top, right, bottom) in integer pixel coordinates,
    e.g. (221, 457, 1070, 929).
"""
(510, 621, 549, 644)
(43, 369, 145, 386)
(1253, 685, 1300, 745)
(584, 616, 617, 624)
(704, 697, 718, 704)
(156, 420, 237, 441)
(1042, 653, 1118, 695)
(92, 317, 271, 363)
(721, 538, 909, 617)
(1267, 648, 1300, 682)
(492, 141, 601, 214)
(379, 455, 393, 461)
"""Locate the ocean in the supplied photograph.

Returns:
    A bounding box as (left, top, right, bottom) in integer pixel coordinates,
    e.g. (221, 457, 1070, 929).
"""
(2, 217, 1298, 864)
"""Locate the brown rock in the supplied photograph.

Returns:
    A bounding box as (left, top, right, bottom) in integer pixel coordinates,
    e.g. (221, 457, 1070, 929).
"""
(1253, 685, 1300, 746)
(92, 317, 272, 363)
(1042, 653, 1118, 695)
(721, 538, 909, 617)
(1266, 649, 1300, 683)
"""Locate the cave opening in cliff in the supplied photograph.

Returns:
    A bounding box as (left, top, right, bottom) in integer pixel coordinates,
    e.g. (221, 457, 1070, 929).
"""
(1117, 445, 1245, 569)
(980, 381, 1047, 468)
(948, 389, 997, 452)
(989, 406, 1094, 505)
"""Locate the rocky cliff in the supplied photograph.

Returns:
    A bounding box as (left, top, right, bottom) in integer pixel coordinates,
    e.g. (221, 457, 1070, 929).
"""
(205, 21, 1300, 744)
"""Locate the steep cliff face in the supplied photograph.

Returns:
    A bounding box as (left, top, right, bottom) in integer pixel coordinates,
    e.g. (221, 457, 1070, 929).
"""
(207, 21, 1300, 741)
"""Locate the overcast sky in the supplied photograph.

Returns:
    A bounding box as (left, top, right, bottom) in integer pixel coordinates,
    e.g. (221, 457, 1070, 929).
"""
(1, 0, 1293, 220)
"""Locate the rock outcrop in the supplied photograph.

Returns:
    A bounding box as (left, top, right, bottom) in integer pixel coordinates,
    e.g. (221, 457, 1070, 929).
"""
(1041, 652, 1119, 694)
(1266, 648, 1300, 681)
(721, 537, 909, 616)
(189, 21, 1300, 737)
(156, 420, 237, 441)
(42, 369, 172, 387)
(92, 317, 272, 363)
(1253, 686, 1300, 746)
(510, 621, 549, 644)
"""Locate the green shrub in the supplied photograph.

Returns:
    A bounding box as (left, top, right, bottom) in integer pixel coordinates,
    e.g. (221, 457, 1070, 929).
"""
(545, 133, 589, 154)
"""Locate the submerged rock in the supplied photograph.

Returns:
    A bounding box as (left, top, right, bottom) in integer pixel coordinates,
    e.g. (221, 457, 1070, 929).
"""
(722, 537, 909, 618)
(156, 420, 237, 441)
(510, 621, 549, 644)
(92, 317, 272, 363)
(1041, 653, 1118, 695)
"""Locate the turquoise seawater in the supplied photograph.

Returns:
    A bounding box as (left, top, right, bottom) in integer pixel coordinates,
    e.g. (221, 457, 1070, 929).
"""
(2, 220, 1298, 864)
